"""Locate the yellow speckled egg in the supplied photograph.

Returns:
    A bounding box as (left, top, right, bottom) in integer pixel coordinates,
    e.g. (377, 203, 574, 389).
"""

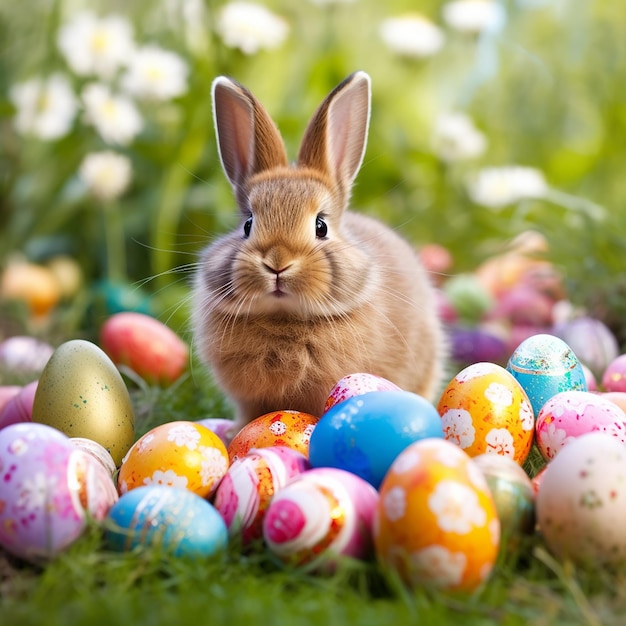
(375, 438, 500, 593)
(118, 421, 229, 498)
(436, 362, 534, 465)
(32, 340, 135, 466)
(227, 410, 319, 462)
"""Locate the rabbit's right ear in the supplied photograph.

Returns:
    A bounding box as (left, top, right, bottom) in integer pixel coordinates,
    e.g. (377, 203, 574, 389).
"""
(212, 77, 288, 196)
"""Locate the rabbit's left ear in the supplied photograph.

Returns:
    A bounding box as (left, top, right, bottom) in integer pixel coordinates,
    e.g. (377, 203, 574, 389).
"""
(297, 71, 371, 202)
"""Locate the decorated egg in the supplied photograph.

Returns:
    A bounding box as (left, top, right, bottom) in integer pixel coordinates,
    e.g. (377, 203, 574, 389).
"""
(263, 467, 378, 571)
(227, 410, 319, 462)
(118, 421, 229, 497)
(70, 437, 117, 477)
(0, 386, 21, 414)
(535, 390, 626, 461)
(0, 423, 118, 562)
(31, 339, 135, 466)
(0, 336, 54, 375)
(323, 373, 401, 413)
(100, 312, 189, 386)
(436, 363, 534, 465)
(602, 392, 626, 413)
(602, 354, 626, 392)
(309, 390, 443, 489)
(213, 446, 310, 544)
(105, 485, 228, 558)
(374, 438, 500, 593)
(536, 432, 626, 565)
(0, 380, 37, 429)
(506, 334, 587, 418)
(195, 417, 238, 447)
(472, 453, 535, 549)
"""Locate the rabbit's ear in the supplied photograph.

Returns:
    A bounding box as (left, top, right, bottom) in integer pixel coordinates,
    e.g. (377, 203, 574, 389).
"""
(298, 71, 371, 201)
(212, 77, 288, 192)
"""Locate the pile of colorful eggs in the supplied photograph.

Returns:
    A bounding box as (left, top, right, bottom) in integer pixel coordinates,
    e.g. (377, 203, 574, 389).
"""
(1, 315, 626, 593)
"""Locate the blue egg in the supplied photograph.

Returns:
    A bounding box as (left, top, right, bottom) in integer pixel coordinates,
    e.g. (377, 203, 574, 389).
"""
(105, 486, 228, 558)
(506, 334, 587, 418)
(308, 390, 443, 489)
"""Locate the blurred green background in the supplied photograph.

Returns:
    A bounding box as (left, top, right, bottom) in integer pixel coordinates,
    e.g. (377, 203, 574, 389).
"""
(1, 0, 625, 344)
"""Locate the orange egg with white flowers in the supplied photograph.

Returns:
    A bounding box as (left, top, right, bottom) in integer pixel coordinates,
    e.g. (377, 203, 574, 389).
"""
(227, 410, 319, 462)
(436, 362, 534, 465)
(374, 438, 500, 593)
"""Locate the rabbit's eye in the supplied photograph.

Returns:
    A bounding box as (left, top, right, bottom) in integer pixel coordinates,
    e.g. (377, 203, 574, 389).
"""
(315, 215, 328, 239)
(243, 216, 253, 238)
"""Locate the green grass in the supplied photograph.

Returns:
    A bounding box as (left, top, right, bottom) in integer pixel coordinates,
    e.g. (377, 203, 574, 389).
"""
(1, 369, 625, 626)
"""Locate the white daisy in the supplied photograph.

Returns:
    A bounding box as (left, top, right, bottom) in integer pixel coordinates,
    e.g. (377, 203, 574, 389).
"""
(431, 112, 487, 162)
(442, 0, 506, 34)
(9, 73, 78, 140)
(379, 14, 445, 58)
(467, 165, 548, 209)
(79, 151, 132, 201)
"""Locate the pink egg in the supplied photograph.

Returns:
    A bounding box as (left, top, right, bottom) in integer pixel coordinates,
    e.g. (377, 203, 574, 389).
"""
(0, 336, 54, 375)
(195, 418, 238, 447)
(0, 380, 37, 429)
(263, 467, 379, 571)
(324, 373, 401, 413)
(602, 354, 626, 393)
(0, 386, 21, 414)
(0, 423, 118, 562)
(581, 364, 598, 392)
(213, 446, 310, 544)
(535, 390, 626, 461)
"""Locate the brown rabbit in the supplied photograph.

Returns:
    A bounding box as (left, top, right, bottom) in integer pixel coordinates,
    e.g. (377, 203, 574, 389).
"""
(193, 71, 445, 428)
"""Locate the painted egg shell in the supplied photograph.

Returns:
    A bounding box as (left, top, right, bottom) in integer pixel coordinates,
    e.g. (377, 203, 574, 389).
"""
(100, 312, 189, 386)
(506, 334, 587, 418)
(0, 386, 21, 414)
(602, 354, 626, 392)
(263, 467, 379, 571)
(536, 432, 626, 565)
(0, 423, 118, 562)
(0, 336, 54, 375)
(323, 373, 401, 414)
(374, 438, 500, 593)
(195, 418, 238, 447)
(535, 390, 626, 461)
(227, 410, 319, 462)
(0, 380, 37, 429)
(309, 391, 443, 489)
(472, 453, 535, 549)
(70, 437, 117, 477)
(213, 446, 310, 544)
(31, 339, 135, 466)
(436, 362, 534, 465)
(105, 485, 228, 558)
(602, 391, 626, 413)
(118, 421, 229, 497)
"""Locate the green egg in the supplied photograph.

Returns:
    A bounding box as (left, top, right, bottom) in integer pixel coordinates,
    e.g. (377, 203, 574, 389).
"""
(32, 339, 135, 466)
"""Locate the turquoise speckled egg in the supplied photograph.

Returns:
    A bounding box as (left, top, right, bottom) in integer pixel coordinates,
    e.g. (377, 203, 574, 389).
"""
(506, 334, 587, 418)
(105, 485, 228, 558)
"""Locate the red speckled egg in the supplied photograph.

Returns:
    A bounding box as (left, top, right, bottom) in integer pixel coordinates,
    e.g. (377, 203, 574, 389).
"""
(323, 373, 401, 413)
(437, 362, 534, 465)
(118, 421, 229, 497)
(227, 410, 319, 462)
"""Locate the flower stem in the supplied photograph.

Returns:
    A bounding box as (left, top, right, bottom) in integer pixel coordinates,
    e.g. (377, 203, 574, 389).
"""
(104, 200, 126, 283)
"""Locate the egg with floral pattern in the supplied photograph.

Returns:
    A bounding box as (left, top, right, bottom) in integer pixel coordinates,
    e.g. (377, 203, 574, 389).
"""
(213, 446, 310, 544)
(535, 390, 626, 461)
(323, 373, 401, 413)
(118, 421, 229, 497)
(374, 438, 500, 593)
(227, 410, 319, 462)
(436, 362, 535, 465)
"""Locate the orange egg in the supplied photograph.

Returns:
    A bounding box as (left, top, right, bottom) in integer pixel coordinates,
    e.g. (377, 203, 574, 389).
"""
(227, 410, 319, 462)
(437, 362, 534, 465)
(375, 438, 500, 593)
(0, 261, 61, 316)
(118, 421, 229, 497)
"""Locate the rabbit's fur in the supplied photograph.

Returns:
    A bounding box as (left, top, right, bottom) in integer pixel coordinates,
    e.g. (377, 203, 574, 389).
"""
(193, 71, 445, 427)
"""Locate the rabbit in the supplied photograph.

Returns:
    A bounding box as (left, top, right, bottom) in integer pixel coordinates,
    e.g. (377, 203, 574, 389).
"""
(192, 71, 446, 429)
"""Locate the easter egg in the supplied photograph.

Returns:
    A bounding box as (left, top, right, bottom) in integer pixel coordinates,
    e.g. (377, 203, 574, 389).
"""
(0, 380, 37, 428)
(323, 373, 401, 413)
(105, 485, 228, 558)
(0, 261, 61, 317)
(535, 390, 626, 461)
(602, 354, 626, 393)
(602, 392, 626, 413)
(195, 417, 238, 447)
(70, 437, 117, 477)
(227, 410, 319, 462)
(118, 421, 229, 497)
(374, 438, 500, 593)
(309, 391, 444, 489)
(31, 340, 135, 466)
(0, 386, 21, 414)
(0, 423, 118, 562)
(436, 363, 534, 465)
(472, 453, 535, 549)
(100, 312, 189, 386)
(0, 336, 54, 375)
(213, 446, 310, 544)
(263, 467, 379, 571)
(536, 432, 626, 565)
(506, 334, 587, 417)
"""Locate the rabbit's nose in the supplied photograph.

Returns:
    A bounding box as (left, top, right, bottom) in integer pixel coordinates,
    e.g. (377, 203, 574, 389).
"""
(263, 262, 292, 276)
